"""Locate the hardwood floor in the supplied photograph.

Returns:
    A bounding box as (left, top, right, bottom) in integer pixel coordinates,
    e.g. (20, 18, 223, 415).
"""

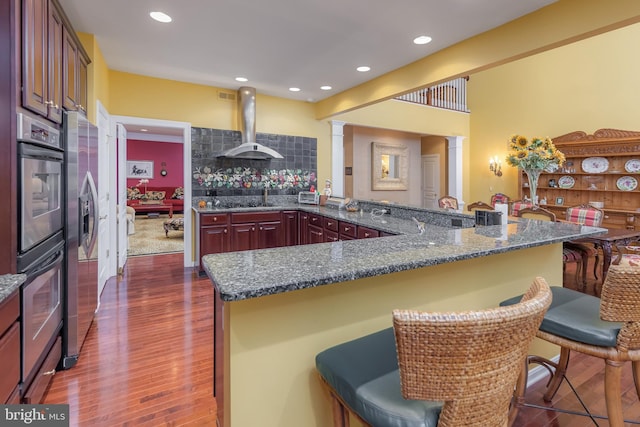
(43, 253, 217, 426)
(42, 251, 640, 426)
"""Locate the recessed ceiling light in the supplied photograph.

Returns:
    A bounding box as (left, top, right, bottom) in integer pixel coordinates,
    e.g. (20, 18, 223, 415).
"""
(150, 11, 172, 23)
(140, 128, 148, 132)
(413, 35, 432, 45)
(235, 77, 248, 82)
(320, 86, 332, 91)
(356, 66, 370, 72)
(289, 87, 301, 92)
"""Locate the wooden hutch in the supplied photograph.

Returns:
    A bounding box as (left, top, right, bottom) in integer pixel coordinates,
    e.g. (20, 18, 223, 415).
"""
(519, 129, 640, 230)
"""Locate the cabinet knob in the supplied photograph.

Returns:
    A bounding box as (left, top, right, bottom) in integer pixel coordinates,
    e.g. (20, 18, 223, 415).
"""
(45, 100, 54, 105)
(328, 222, 333, 226)
(260, 227, 263, 231)
(213, 217, 217, 221)
(344, 227, 350, 231)
(43, 369, 56, 376)
(224, 229, 227, 234)
(364, 233, 370, 237)
(252, 227, 255, 231)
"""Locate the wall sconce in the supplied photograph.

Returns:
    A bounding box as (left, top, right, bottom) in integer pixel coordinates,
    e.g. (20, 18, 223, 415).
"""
(489, 156, 502, 177)
(160, 162, 168, 177)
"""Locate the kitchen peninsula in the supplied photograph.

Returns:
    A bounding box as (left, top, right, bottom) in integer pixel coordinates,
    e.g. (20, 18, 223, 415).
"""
(201, 204, 604, 427)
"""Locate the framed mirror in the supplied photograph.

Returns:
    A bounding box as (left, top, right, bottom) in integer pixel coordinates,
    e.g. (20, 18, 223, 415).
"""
(371, 141, 408, 190)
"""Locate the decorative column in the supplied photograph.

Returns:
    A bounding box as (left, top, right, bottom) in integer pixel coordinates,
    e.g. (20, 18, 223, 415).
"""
(330, 120, 346, 198)
(446, 136, 466, 207)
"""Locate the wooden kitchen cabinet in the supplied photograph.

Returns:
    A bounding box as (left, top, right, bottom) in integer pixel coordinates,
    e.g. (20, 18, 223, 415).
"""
(199, 213, 230, 272)
(521, 129, 640, 230)
(357, 226, 380, 239)
(22, 0, 88, 121)
(298, 212, 309, 245)
(62, 24, 89, 114)
(0, 291, 20, 404)
(22, 0, 63, 123)
(307, 224, 324, 244)
(230, 211, 283, 251)
(282, 211, 299, 246)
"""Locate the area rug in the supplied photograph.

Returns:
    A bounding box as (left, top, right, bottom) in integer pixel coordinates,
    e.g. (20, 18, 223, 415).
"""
(128, 215, 184, 257)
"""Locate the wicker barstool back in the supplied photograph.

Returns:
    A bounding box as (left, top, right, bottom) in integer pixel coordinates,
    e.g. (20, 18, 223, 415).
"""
(392, 277, 552, 427)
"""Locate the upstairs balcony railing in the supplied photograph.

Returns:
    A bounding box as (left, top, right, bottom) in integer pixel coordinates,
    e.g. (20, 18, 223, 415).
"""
(395, 77, 470, 113)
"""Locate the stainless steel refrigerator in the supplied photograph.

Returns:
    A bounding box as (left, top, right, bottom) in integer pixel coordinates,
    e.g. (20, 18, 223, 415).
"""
(62, 111, 98, 369)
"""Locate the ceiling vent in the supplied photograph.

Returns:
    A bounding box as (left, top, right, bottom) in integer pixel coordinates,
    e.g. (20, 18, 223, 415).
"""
(217, 91, 236, 101)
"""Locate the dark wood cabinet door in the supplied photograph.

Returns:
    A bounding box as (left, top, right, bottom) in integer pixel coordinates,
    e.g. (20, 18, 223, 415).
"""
(47, 0, 63, 123)
(257, 221, 283, 249)
(307, 225, 324, 244)
(299, 213, 309, 245)
(22, 0, 49, 117)
(77, 51, 88, 114)
(230, 223, 257, 252)
(282, 211, 298, 246)
(199, 225, 230, 271)
(324, 229, 339, 242)
(62, 25, 78, 111)
(357, 226, 380, 239)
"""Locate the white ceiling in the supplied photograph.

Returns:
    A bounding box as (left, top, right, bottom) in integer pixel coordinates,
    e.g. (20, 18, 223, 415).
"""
(58, 0, 556, 104)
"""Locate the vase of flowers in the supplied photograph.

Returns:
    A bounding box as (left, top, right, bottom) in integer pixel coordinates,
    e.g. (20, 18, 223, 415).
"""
(506, 135, 565, 206)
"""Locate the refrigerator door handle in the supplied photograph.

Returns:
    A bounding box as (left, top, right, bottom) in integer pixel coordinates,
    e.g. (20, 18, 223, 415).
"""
(79, 171, 99, 258)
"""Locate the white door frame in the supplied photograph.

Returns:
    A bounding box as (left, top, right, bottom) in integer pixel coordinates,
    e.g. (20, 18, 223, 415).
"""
(110, 115, 193, 268)
(96, 100, 115, 306)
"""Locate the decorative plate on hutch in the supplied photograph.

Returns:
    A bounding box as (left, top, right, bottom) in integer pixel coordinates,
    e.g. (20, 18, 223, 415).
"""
(617, 176, 638, 191)
(581, 157, 609, 173)
(558, 175, 575, 189)
(624, 159, 640, 173)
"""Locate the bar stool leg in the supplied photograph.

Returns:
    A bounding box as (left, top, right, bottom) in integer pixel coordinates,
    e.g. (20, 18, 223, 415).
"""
(633, 361, 640, 400)
(604, 360, 625, 427)
(543, 348, 571, 402)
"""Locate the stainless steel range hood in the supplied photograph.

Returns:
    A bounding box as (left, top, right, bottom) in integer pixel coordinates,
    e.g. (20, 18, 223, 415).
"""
(217, 87, 284, 159)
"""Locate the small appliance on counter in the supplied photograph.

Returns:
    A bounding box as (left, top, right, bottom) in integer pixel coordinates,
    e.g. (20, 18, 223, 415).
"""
(298, 191, 319, 205)
(475, 210, 503, 226)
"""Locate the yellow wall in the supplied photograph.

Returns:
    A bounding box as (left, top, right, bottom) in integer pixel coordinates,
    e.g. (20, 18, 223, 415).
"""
(467, 22, 640, 203)
(106, 71, 332, 182)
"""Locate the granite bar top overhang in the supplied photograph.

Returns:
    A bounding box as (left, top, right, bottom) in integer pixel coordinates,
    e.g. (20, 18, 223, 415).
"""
(203, 216, 605, 302)
(0, 274, 27, 304)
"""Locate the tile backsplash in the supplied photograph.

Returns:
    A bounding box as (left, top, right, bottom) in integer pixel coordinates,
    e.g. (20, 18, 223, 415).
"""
(191, 127, 317, 198)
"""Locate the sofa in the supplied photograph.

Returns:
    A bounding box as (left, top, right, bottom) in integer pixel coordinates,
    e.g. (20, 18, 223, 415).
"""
(127, 186, 184, 213)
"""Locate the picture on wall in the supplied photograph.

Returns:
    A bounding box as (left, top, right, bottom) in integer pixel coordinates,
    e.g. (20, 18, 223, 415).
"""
(127, 160, 154, 178)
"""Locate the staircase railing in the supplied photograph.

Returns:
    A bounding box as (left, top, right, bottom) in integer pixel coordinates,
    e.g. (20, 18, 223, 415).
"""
(395, 77, 470, 113)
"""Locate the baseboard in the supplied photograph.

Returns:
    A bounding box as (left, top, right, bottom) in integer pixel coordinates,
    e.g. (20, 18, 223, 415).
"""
(526, 354, 560, 388)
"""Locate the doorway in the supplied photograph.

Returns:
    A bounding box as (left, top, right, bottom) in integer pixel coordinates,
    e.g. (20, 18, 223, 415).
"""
(110, 115, 192, 268)
(421, 154, 440, 209)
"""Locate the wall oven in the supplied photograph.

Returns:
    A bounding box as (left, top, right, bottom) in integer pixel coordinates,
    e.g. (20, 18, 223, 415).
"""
(19, 237, 64, 391)
(17, 113, 63, 266)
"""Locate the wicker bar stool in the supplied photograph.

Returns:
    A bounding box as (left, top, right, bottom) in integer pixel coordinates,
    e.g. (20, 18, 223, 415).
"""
(315, 278, 551, 427)
(503, 265, 640, 427)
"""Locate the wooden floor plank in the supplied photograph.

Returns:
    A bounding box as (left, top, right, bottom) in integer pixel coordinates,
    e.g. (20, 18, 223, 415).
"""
(43, 253, 217, 426)
(42, 250, 640, 426)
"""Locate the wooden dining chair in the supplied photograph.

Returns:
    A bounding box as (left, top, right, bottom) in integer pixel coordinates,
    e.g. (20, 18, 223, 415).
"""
(564, 204, 605, 292)
(510, 200, 533, 217)
(517, 206, 556, 221)
(490, 193, 510, 207)
(438, 195, 459, 210)
(515, 206, 588, 288)
(467, 201, 493, 212)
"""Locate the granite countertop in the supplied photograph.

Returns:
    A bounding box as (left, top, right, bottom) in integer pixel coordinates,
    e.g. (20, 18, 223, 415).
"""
(0, 274, 27, 305)
(201, 205, 605, 301)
